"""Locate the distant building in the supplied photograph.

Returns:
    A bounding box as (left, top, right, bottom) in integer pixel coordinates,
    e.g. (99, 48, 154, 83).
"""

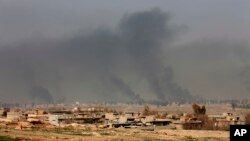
(7, 112, 21, 121)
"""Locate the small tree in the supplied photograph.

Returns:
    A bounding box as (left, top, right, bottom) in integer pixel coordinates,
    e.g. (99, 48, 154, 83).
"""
(201, 105, 206, 115)
(142, 105, 158, 116)
(143, 105, 150, 116)
(231, 102, 236, 110)
(192, 103, 206, 115)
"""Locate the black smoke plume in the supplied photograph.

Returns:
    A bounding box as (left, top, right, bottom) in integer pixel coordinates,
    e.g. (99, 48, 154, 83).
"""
(108, 75, 144, 103)
(0, 8, 193, 103)
(31, 86, 54, 104)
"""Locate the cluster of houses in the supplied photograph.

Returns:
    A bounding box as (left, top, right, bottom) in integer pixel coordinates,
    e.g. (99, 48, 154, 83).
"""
(0, 106, 247, 130)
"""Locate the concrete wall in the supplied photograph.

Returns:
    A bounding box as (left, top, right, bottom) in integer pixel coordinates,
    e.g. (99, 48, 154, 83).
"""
(48, 114, 60, 126)
(7, 112, 21, 121)
(118, 116, 127, 124)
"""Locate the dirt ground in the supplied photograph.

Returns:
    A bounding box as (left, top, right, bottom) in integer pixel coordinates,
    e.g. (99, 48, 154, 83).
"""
(0, 128, 229, 141)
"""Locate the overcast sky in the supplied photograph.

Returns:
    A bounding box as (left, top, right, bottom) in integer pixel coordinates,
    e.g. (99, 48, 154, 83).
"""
(0, 0, 250, 103)
(1, 0, 250, 43)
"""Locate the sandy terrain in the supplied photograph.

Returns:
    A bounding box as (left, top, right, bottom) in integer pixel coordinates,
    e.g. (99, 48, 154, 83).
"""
(0, 128, 229, 141)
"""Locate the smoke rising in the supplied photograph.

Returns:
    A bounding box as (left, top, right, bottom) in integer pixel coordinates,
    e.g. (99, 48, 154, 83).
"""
(168, 39, 250, 100)
(108, 74, 144, 103)
(31, 86, 54, 104)
(0, 8, 193, 103)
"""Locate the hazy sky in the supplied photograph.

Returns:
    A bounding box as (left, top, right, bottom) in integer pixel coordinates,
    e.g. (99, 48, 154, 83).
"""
(1, 0, 250, 43)
(0, 0, 250, 103)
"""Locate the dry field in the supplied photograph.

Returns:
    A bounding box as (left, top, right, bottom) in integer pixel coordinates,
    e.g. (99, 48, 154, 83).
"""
(0, 128, 229, 141)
